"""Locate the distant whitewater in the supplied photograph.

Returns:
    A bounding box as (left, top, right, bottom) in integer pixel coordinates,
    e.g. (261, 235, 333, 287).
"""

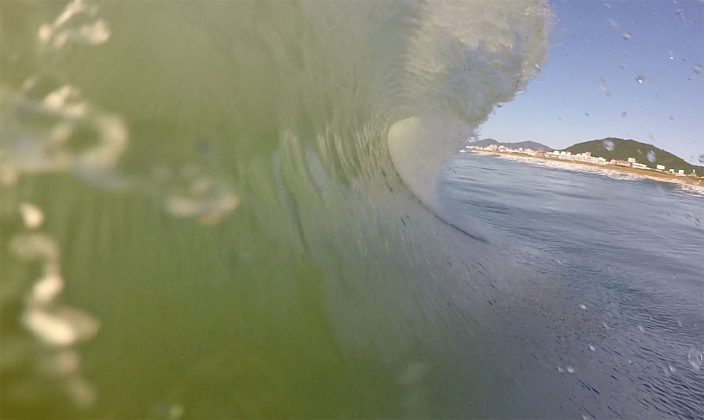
(6, 1, 699, 419)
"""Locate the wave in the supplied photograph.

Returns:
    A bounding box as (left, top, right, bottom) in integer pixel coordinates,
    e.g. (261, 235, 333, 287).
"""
(0, 1, 558, 417)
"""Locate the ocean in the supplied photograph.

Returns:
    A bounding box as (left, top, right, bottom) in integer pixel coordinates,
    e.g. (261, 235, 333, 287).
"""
(439, 153, 704, 418)
(1, 1, 702, 418)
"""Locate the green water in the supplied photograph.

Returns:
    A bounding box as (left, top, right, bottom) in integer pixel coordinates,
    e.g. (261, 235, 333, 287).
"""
(1, 1, 552, 417)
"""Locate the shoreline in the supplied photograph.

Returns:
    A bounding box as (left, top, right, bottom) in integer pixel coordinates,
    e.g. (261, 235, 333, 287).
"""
(467, 150, 704, 194)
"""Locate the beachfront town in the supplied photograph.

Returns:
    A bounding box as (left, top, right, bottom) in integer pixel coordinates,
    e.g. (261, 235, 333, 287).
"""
(462, 144, 700, 178)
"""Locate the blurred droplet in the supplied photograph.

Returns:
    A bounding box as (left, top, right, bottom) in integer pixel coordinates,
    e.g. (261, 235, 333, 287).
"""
(557, 366, 564, 373)
(597, 78, 610, 97)
(693, 64, 703, 75)
(10, 233, 59, 262)
(638, 325, 645, 333)
(647, 150, 656, 162)
(589, 344, 596, 351)
(635, 74, 646, 84)
(697, 154, 704, 164)
(603, 140, 615, 151)
(607, 19, 619, 30)
(689, 348, 703, 371)
(620, 64, 626, 70)
(0, 165, 19, 186)
(669, 115, 674, 121)
(66, 376, 96, 408)
(566, 366, 576, 373)
(579, 304, 587, 310)
(584, 112, 590, 117)
(668, 51, 675, 61)
(622, 32, 632, 40)
(19, 203, 44, 229)
(668, 364, 677, 374)
(154, 403, 185, 419)
(621, 111, 628, 118)
(23, 306, 99, 347)
(31, 274, 64, 305)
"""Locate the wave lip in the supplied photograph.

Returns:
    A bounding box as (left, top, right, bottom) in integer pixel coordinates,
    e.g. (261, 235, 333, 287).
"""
(389, 0, 549, 208)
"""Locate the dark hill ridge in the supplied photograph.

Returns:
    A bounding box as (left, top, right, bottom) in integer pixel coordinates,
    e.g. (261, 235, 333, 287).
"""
(472, 138, 554, 151)
(563, 138, 703, 176)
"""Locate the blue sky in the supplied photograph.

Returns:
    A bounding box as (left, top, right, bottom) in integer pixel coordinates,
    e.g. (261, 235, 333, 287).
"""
(480, 0, 704, 163)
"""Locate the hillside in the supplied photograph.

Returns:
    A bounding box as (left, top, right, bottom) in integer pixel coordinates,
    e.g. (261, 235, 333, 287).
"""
(472, 138, 554, 151)
(563, 138, 703, 176)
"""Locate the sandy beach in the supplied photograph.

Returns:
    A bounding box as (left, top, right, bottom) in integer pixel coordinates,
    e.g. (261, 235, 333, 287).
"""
(468, 150, 704, 195)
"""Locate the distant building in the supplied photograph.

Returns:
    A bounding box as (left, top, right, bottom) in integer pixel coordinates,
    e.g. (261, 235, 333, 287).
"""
(677, 169, 685, 175)
(632, 162, 648, 169)
(627, 157, 636, 163)
(584, 151, 592, 157)
(656, 164, 665, 171)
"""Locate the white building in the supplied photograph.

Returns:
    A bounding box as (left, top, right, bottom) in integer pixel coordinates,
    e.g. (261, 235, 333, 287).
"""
(656, 164, 666, 170)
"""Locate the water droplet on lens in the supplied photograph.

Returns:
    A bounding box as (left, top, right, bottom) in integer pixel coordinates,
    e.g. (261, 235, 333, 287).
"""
(621, 111, 628, 118)
(647, 150, 656, 162)
(557, 366, 564, 373)
(603, 140, 615, 151)
(635, 74, 646, 84)
(622, 32, 632, 40)
(689, 348, 703, 371)
(566, 366, 576, 373)
(698, 154, 704, 164)
(597, 78, 610, 97)
(589, 344, 596, 351)
(579, 304, 587, 310)
(19, 203, 44, 229)
(693, 64, 703, 74)
(638, 325, 645, 333)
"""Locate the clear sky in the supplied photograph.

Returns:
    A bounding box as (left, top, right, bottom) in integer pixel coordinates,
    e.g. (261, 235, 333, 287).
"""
(480, 0, 704, 164)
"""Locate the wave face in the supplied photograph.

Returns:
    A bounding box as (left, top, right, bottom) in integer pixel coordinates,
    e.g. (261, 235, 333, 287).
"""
(1, 1, 552, 417)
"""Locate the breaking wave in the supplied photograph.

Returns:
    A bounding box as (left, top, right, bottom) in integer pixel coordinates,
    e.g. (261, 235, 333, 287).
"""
(1, 1, 556, 417)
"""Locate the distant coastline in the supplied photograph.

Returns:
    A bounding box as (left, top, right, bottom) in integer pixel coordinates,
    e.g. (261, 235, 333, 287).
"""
(463, 147, 704, 194)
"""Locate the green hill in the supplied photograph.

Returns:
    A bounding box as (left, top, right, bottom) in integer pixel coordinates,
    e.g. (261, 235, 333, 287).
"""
(563, 138, 703, 176)
(474, 138, 554, 151)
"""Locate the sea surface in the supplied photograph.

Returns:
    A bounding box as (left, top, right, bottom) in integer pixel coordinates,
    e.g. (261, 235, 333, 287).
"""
(439, 153, 704, 418)
(1, 1, 703, 418)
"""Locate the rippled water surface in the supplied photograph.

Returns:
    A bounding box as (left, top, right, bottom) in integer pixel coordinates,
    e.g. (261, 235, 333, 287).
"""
(440, 154, 704, 418)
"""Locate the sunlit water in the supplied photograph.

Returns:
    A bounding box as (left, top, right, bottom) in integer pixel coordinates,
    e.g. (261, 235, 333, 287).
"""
(1, 1, 702, 418)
